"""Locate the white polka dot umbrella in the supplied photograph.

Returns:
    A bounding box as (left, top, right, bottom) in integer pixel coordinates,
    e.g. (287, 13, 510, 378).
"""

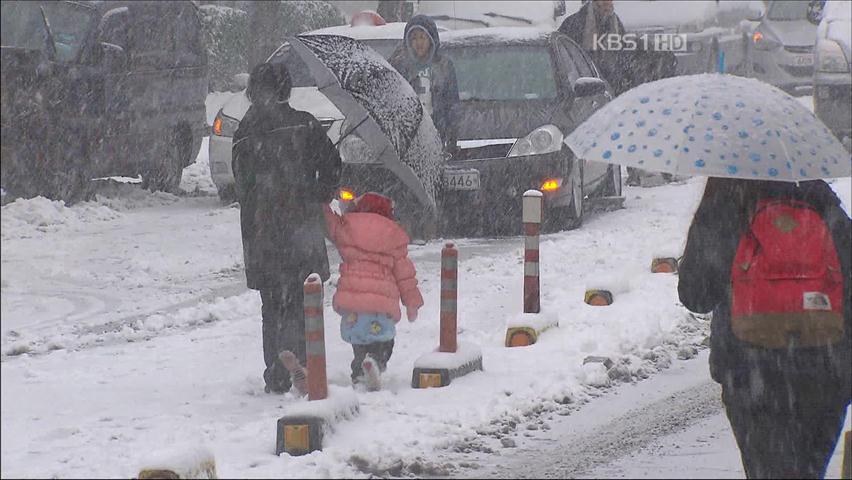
(564, 73, 851, 181)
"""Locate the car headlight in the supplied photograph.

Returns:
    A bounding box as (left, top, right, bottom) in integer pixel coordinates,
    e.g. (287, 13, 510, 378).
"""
(752, 30, 781, 51)
(817, 40, 850, 73)
(212, 110, 239, 137)
(508, 125, 563, 157)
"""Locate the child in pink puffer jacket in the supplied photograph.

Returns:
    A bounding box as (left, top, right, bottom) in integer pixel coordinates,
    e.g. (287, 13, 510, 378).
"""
(323, 192, 423, 390)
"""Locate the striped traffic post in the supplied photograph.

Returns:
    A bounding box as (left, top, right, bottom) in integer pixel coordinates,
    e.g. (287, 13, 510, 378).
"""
(411, 243, 482, 388)
(523, 190, 542, 314)
(304, 273, 327, 401)
(276, 273, 359, 456)
(440, 242, 458, 353)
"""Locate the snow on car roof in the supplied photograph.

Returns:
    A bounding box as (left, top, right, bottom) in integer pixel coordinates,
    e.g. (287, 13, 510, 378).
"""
(613, 0, 763, 30)
(307, 22, 409, 40)
(441, 27, 552, 47)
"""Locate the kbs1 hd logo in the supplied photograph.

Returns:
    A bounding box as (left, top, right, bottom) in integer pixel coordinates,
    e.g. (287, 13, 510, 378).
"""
(593, 33, 688, 52)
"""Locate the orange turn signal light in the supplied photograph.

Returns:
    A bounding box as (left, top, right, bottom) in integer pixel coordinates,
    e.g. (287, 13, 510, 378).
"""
(212, 116, 223, 136)
(339, 189, 355, 201)
(541, 179, 560, 192)
(752, 31, 763, 43)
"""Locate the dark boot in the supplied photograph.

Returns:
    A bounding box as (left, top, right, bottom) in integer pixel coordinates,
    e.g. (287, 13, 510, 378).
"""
(366, 339, 395, 372)
(350, 344, 369, 384)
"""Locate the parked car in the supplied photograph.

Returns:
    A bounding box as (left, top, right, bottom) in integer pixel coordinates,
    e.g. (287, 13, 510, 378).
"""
(613, 0, 764, 76)
(741, 0, 824, 95)
(413, 0, 571, 30)
(814, 0, 851, 147)
(361, 27, 619, 235)
(208, 21, 422, 202)
(0, 0, 208, 203)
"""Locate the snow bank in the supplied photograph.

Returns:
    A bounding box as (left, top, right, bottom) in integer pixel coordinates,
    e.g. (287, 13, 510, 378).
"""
(180, 137, 218, 196)
(91, 189, 180, 212)
(0, 196, 122, 240)
(2, 291, 259, 358)
(138, 444, 217, 479)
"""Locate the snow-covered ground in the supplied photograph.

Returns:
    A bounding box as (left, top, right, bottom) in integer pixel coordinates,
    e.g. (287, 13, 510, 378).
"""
(1, 92, 849, 478)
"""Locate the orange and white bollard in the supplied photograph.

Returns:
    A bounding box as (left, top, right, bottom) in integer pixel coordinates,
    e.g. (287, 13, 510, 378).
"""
(276, 274, 359, 457)
(412, 244, 482, 388)
(440, 242, 458, 353)
(523, 190, 542, 314)
(303, 273, 327, 401)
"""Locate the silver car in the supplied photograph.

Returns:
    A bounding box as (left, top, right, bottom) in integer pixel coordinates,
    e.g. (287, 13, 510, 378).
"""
(744, 0, 822, 96)
(814, 0, 851, 146)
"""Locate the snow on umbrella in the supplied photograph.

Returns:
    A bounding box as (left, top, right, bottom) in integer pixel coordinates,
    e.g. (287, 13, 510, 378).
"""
(564, 73, 851, 181)
(290, 34, 443, 212)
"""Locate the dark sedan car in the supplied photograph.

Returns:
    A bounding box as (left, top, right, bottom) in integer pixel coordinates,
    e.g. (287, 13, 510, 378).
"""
(438, 27, 623, 235)
(339, 27, 623, 237)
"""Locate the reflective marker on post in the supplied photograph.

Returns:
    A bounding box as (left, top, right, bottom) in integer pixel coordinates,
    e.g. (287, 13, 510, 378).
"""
(651, 257, 679, 274)
(523, 190, 542, 314)
(439, 242, 458, 353)
(304, 273, 327, 401)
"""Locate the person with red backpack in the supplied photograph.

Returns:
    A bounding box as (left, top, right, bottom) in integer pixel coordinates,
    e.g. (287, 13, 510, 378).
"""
(679, 178, 851, 479)
(323, 192, 424, 391)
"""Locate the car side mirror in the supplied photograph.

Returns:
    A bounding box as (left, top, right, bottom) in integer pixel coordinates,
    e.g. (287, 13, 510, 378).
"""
(101, 42, 127, 72)
(573, 77, 606, 98)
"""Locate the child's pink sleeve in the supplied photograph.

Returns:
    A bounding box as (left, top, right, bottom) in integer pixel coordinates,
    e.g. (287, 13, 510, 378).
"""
(393, 254, 424, 310)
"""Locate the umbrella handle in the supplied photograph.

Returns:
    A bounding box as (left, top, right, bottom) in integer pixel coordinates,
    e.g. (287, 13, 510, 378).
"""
(333, 115, 370, 149)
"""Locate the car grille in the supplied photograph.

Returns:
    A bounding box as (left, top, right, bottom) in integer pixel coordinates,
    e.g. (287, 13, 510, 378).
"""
(784, 45, 813, 54)
(782, 64, 814, 77)
(454, 143, 514, 161)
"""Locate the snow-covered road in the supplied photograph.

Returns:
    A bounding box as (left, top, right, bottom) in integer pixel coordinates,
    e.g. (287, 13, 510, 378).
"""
(2, 132, 849, 477)
(473, 350, 850, 479)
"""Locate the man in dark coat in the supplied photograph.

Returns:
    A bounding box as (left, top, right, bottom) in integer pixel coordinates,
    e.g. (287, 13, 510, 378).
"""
(559, 0, 628, 94)
(387, 14, 458, 242)
(678, 178, 851, 478)
(559, 0, 677, 187)
(232, 62, 341, 394)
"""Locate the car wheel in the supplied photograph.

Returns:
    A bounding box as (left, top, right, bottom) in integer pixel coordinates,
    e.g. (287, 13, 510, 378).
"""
(143, 125, 192, 193)
(544, 159, 583, 232)
(602, 164, 622, 197)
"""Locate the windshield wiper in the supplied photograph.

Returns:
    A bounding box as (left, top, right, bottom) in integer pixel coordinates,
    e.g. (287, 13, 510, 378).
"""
(483, 12, 534, 25)
(427, 14, 491, 27)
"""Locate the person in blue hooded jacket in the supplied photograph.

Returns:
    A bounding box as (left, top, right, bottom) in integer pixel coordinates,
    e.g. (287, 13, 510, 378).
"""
(388, 14, 459, 152)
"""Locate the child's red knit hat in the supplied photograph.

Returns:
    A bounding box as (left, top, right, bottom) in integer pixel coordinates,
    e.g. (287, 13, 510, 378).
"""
(351, 192, 394, 219)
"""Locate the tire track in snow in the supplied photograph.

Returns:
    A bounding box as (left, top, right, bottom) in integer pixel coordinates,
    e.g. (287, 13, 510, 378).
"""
(480, 377, 723, 478)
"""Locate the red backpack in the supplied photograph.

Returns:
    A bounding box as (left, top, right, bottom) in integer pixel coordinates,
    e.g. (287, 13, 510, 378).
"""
(731, 199, 845, 349)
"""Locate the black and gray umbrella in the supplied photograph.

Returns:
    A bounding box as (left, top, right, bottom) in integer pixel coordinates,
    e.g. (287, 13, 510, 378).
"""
(290, 34, 444, 212)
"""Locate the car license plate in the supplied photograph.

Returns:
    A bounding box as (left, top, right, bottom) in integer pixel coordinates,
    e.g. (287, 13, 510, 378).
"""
(444, 169, 480, 190)
(793, 54, 813, 66)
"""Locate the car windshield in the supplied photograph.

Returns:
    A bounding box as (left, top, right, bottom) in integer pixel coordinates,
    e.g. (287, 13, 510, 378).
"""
(446, 45, 557, 101)
(767, 0, 810, 21)
(1, 1, 95, 62)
